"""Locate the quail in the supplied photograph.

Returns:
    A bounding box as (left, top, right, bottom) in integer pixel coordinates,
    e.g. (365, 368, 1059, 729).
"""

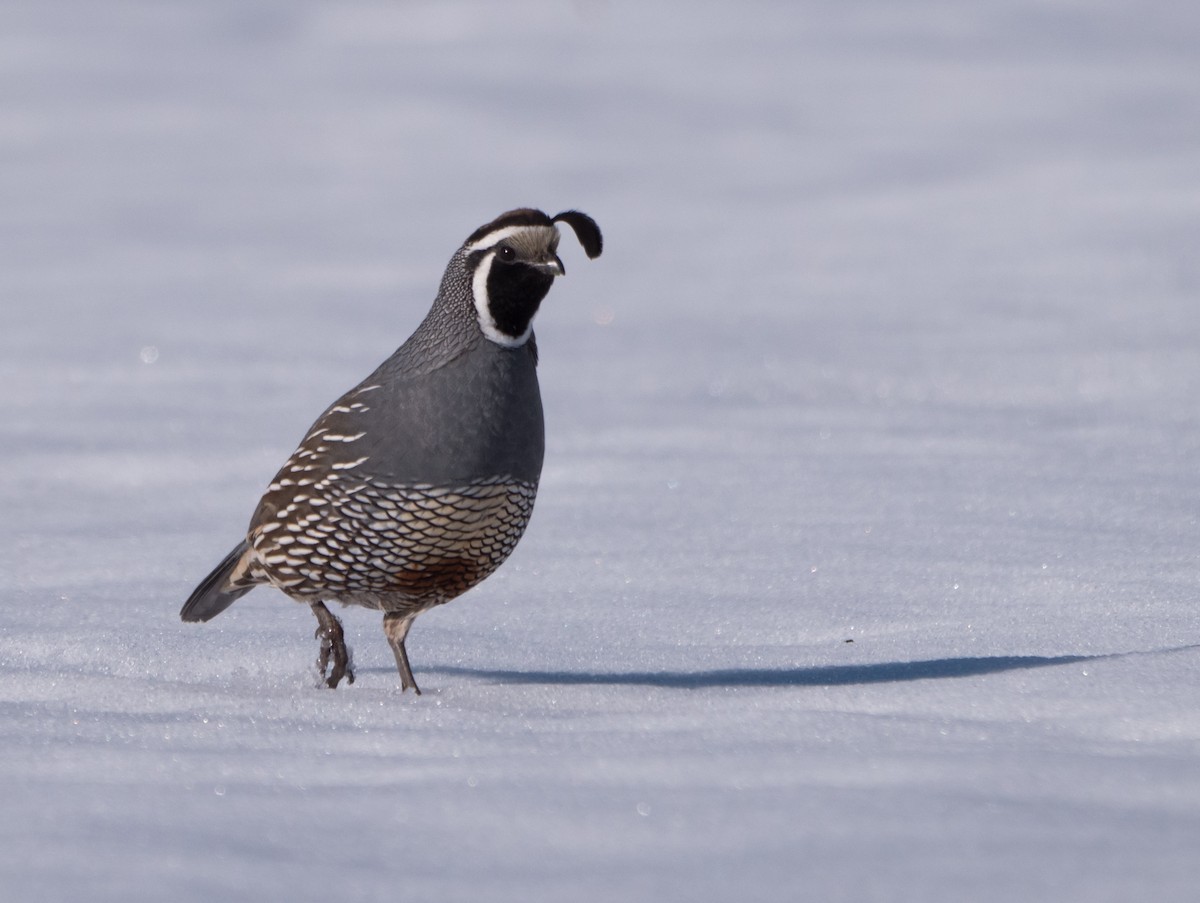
(181, 208, 603, 692)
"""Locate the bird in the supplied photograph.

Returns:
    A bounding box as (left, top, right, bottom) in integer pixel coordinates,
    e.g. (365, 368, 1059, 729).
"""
(181, 208, 603, 692)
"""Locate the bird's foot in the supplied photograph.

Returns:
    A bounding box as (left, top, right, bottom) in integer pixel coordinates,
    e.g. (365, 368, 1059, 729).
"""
(382, 612, 422, 695)
(312, 602, 355, 688)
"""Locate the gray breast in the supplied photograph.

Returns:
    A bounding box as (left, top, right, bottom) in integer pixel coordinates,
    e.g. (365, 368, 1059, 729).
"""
(325, 335, 543, 485)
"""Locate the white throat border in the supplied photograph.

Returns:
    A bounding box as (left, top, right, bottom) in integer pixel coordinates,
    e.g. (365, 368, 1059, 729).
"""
(471, 250, 532, 348)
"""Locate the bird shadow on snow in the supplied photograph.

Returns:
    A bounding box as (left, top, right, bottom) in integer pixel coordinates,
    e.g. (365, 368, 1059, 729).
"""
(422, 645, 1199, 690)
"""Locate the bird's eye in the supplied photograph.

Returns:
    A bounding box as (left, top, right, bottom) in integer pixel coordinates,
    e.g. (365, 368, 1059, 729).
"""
(497, 246, 516, 262)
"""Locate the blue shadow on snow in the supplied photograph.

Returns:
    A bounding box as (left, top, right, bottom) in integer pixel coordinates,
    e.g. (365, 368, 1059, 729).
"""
(425, 653, 1115, 689)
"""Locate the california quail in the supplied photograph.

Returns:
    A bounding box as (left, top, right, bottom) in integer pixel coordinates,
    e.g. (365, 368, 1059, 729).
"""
(181, 208, 603, 692)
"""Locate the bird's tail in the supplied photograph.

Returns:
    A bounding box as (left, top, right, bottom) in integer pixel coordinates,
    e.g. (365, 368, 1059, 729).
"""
(180, 540, 255, 622)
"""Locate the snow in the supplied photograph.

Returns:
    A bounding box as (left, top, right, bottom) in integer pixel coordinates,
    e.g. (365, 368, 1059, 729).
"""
(3, 1, 1200, 900)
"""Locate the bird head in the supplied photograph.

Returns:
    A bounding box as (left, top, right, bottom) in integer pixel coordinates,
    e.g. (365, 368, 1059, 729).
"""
(462, 208, 603, 347)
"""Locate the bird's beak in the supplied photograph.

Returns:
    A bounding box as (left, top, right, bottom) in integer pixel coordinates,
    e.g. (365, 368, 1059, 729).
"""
(535, 254, 565, 277)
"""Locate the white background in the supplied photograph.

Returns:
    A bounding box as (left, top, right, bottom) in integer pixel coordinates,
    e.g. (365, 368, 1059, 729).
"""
(2, 2, 1198, 900)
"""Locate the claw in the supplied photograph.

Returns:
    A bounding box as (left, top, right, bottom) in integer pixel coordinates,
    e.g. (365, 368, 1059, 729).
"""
(311, 602, 354, 688)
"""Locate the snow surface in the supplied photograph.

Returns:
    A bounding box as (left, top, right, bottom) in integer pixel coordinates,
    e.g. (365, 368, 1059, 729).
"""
(3, 1, 1200, 900)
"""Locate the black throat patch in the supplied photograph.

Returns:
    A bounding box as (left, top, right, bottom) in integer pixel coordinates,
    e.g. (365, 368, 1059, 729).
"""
(484, 260, 555, 340)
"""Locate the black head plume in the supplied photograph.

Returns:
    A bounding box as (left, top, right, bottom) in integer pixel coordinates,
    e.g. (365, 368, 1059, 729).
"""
(552, 211, 603, 259)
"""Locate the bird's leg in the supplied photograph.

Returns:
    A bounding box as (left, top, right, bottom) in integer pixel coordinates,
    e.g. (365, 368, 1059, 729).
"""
(382, 612, 421, 695)
(312, 601, 354, 688)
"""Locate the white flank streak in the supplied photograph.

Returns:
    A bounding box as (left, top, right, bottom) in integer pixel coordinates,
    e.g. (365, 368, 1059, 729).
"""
(331, 456, 370, 471)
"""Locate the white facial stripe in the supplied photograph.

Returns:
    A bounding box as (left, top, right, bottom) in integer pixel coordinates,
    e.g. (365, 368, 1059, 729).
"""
(471, 251, 532, 347)
(463, 223, 560, 255)
(464, 225, 532, 254)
